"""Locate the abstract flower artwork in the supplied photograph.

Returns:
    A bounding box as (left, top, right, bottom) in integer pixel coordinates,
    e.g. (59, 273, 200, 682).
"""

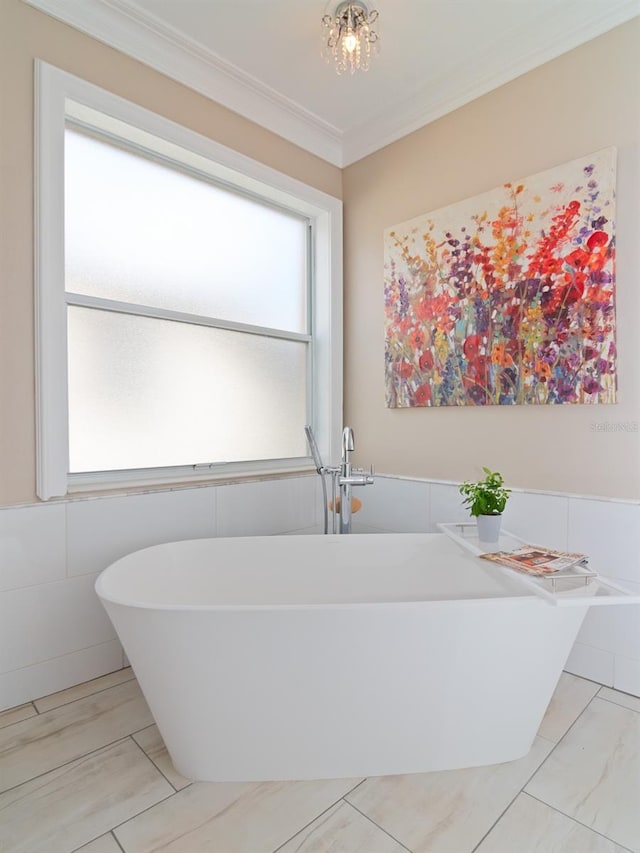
(384, 148, 617, 407)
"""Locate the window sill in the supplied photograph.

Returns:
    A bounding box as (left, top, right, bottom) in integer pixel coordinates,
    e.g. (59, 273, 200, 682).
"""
(64, 463, 317, 502)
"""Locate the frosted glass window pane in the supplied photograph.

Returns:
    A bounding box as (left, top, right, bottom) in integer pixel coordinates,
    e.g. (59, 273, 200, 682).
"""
(67, 307, 308, 472)
(64, 129, 308, 333)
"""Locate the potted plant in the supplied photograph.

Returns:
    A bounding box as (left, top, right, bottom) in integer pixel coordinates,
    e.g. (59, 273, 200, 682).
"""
(459, 467, 510, 543)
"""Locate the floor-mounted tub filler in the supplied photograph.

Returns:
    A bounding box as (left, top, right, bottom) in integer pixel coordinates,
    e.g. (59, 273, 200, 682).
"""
(95, 530, 638, 782)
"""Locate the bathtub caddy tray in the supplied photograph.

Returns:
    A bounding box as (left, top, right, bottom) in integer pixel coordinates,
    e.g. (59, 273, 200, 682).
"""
(438, 522, 637, 607)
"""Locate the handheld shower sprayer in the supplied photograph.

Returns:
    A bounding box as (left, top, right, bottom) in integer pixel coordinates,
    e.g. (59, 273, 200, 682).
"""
(304, 425, 324, 474)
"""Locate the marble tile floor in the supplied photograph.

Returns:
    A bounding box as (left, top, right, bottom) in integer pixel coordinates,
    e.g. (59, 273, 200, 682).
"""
(0, 669, 638, 853)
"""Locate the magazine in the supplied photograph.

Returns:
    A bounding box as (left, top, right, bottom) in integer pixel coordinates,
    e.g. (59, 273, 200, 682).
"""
(479, 546, 589, 576)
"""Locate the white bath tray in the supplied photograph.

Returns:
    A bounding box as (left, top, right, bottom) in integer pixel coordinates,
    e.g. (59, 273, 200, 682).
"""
(438, 522, 639, 608)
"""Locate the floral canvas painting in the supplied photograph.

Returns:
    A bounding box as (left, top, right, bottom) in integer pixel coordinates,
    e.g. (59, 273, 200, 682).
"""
(384, 148, 617, 407)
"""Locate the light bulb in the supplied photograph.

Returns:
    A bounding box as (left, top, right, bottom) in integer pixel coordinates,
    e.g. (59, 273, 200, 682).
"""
(343, 32, 357, 53)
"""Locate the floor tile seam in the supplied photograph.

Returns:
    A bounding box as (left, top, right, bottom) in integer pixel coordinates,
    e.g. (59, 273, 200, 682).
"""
(34, 671, 136, 714)
(569, 674, 610, 691)
(343, 777, 367, 799)
(69, 829, 126, 853)
(524, 698, 638, 849)
(550, 690, 608, 740)
(0, 700, 37, 716)
(67, 817, 156, 853)
(522, 685, 633, 853)
(532, 692, 602, 767)
(466, 736, 559, 853)
(270, 802, 338, 853)
(342, 797, 414, 852)
(596, 692, 640, 714)
(467, 789, 526, 853)
(0, 734, 157, 823)
(130, 722, 155, 739)
(546, 690, 638, 753)
(564, 676, 603, 702)
(539, 688, 601, 743)
(110, 784, 180, 843)
(0, 702, 39, 729)
(128, 731, 189, 794)
(0, 732, 147, 797)
(522, 791, 636, 853)
(596, 682, 638, 699)
(269, 779, 369, 853)
(6, 682, 145, 739)
(534, 715, 581, 756)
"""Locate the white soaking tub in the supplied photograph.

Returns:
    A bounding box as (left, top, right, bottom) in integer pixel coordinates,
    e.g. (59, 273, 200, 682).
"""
(96, 532, 601, 782)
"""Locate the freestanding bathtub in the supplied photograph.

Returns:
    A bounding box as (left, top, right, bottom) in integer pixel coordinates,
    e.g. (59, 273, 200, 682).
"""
(96, 532, 591, 782)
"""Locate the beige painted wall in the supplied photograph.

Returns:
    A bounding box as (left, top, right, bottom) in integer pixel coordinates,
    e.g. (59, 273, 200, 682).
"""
(1, 3, 638, 505)
(344, 20, 640, 499)
(0, 0, 342, 507)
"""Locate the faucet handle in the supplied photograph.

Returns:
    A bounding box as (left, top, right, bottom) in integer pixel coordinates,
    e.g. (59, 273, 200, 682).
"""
(351, 464, 375, 485)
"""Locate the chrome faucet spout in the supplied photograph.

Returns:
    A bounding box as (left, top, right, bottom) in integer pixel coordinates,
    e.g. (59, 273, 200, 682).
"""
(342, 426, 354, 463)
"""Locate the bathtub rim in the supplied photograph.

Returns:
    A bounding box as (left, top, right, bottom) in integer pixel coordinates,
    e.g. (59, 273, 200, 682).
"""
(95, 532, 539, 613)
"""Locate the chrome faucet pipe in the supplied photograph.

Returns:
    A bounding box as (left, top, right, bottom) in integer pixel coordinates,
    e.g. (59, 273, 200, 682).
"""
(339, 427, 353, 534)
(338, 426, 374, 534)
(305, 424, 374, 535)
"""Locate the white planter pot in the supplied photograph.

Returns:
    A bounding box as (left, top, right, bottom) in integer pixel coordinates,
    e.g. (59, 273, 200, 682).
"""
(477, 514, 502, 544)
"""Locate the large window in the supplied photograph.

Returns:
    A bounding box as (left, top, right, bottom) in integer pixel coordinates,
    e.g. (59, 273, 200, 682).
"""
(65, 128, 310, 472)
(36, 63, 342, 499)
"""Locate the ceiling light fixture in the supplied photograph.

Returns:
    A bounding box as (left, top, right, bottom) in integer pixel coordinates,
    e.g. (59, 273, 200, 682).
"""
(322, 1, 380, 75)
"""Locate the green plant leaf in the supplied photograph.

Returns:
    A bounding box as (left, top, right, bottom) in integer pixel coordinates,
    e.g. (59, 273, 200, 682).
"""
(459, 467, 510, 517)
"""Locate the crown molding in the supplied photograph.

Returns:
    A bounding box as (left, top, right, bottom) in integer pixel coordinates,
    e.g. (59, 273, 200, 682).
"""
(342, 0, 640, 164)
(21, 0, 640, 169)
(20, 0, 345, 166)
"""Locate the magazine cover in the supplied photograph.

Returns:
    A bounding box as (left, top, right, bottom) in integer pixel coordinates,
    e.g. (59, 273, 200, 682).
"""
(480, 546, 588, 576)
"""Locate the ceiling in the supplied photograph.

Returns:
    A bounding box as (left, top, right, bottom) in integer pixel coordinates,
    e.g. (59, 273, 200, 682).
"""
(23, 0, 640, 165)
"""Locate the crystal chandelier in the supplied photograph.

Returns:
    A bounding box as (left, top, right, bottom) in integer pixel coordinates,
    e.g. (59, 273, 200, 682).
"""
(321, 1, 380, 75)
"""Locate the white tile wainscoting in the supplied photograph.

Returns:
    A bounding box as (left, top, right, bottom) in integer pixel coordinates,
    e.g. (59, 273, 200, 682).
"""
(0, 476, 323, 710)
(1, 472, 638, 709)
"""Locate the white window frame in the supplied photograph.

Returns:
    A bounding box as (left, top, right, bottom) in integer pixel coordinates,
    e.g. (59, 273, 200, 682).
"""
(35, 61, 343, 500)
